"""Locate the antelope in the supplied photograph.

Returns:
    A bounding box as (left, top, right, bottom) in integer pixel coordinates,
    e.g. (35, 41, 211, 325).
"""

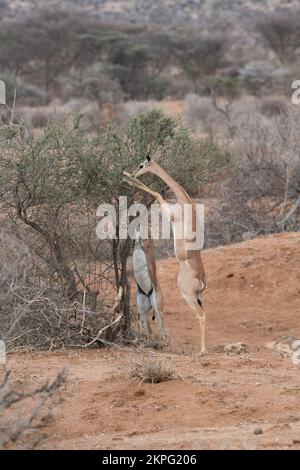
(133, 230, 166, 342)
(124, 155, 206, 354)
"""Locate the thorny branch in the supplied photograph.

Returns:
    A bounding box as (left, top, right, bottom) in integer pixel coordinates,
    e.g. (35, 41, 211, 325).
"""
(0, 367, 68, 449)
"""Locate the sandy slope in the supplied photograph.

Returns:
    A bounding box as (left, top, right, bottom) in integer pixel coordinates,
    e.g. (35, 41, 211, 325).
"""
(8, 232, 300, 449)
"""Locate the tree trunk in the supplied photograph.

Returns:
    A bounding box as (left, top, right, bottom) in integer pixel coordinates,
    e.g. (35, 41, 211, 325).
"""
(118, 237, 133, 339)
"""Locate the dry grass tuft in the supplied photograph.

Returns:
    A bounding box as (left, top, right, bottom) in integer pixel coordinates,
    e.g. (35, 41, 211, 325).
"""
(127, 356, 177, 384)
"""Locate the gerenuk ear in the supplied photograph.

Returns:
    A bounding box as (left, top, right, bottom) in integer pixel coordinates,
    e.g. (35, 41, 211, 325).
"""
(146, 154, 151, 162)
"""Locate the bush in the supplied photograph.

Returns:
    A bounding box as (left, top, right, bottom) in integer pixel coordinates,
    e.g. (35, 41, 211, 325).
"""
(238, 61, 289, 96)
(16, 81, 47, 107)
(0, 115, 128, 346)
(141, 76, 169, 100)
(0, 72, 47, 107)
(115, 100, 153, 123)
(0, 109, 226, 346)
(126, 356, 176, 384)
(0, 227, 118, 350)
(204, 75, 240, 100)
(29, 109, 52, 128)
(260, 96, 288, 117)
(206, 108, 300, 245)
(185, 94, 224, 136)
(61, 62, 124, 109)
(122, 109, 228, 197)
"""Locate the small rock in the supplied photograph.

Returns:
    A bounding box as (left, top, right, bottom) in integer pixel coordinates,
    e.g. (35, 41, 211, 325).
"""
(291, 350, 300, 365)
(253, 427, 263, 435)
(291, 340, 300, 350)
(265, 341, 292, 356)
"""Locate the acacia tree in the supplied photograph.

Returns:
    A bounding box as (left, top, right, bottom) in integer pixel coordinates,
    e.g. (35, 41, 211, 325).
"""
(204, 75, 240, 136)
(0, 8, 96, 98)
(63, 62, 124, 110)
(173, 35, 226, 93)
(109, 41, 160, 99)
(0, 109, 226, 342)
(257, 10, 300, 64)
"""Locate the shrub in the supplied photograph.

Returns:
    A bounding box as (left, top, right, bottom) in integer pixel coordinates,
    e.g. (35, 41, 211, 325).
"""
(115, 100, 153, 123)
(260, 96, 288, 117)
(127, 356, 176, 384)
(122, 109, 228, 197)
(0, 72, 47, 107)
(204, 75, 240, 101)
(61, 62, 124, 109)
(238, 61, 274, 95)
(0, 108, 227, 346)
(16, 81, 47, 107)
(0, 115, 128, 345)
(207, 108, 300, 245)
(142, 76, 169, 100)
(238, 61, 289, 96)
(29, 109, 52, 128)
(0, 227, 117, 350)
(185, 94, 225, 136)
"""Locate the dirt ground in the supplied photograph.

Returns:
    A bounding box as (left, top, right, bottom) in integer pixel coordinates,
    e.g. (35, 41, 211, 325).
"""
(7, 232, 300, 449)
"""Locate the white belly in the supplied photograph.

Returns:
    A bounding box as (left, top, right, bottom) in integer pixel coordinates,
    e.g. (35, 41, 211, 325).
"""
(133, 245, 152, 295)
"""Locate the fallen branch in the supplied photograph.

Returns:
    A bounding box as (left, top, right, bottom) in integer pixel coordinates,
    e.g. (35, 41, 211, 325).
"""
(82, 313, 122, 348)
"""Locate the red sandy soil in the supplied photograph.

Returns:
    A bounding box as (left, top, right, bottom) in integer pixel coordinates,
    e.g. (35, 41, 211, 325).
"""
(7, 232, 300, 449)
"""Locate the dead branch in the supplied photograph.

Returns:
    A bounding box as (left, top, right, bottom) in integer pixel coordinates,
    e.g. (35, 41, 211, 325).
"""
(0, 367, 68, 449)
(83, 313, 123, 348)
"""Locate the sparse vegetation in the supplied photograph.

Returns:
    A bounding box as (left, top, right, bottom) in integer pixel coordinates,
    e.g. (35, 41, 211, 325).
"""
(0, 107, 225, 348)
(126, 355, 177, 384)
(257, 9, 300, 64)
(0, 367, 67, 449)
(205, 108, 300, 245)
(1, 0, 300, 451)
